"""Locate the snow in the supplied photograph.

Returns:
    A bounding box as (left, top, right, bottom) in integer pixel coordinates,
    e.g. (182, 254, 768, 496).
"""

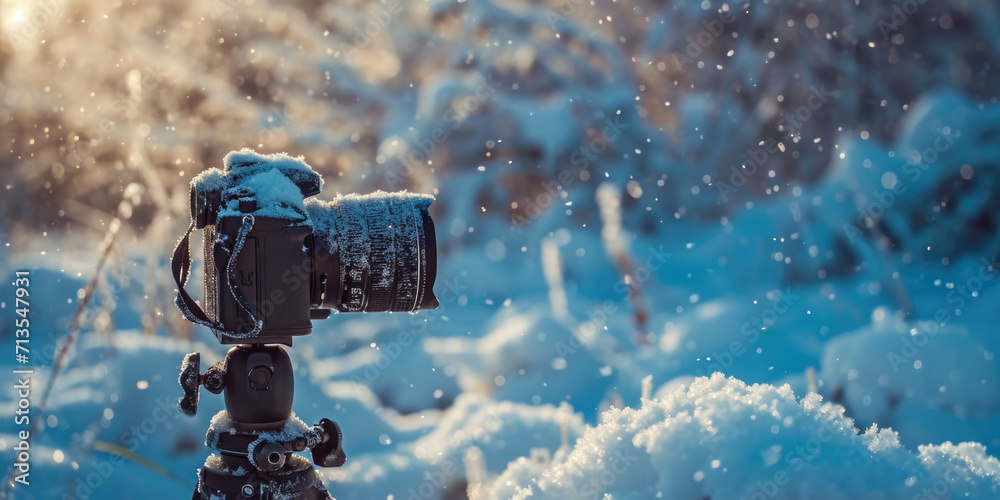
(481, 374, 1000, 500)
(218, 167, 310, 221)
(222, 149, 324, 194)
(424, 308, 613, 420)
(190, 169, 226, 195)
(820, 313, 1000, 449)
(189, 149, 323, 221)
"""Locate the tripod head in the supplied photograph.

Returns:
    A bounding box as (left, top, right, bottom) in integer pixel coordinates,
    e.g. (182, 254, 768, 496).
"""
(179, 348, 345, 471)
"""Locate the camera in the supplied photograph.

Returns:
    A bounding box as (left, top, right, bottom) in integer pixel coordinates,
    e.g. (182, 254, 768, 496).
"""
(174, 149, 440, 497)
(172, 148, 439, 345)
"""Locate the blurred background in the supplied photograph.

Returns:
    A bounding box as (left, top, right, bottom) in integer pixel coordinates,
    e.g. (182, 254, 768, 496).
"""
(2, 0, 1000, 498)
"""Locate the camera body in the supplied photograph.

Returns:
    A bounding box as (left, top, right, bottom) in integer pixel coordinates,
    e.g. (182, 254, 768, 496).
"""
(205, 215, 314, 344)
(175, 149, 438, 345)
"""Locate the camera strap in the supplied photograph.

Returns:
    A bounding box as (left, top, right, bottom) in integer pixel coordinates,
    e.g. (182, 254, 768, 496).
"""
(171, 216, 263, 339)
(223, 215, 263, 339)
(172, 221, 223, 331)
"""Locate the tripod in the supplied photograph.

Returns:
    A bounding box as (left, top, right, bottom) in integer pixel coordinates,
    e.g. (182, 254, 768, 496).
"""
(178, 344, 346, 499)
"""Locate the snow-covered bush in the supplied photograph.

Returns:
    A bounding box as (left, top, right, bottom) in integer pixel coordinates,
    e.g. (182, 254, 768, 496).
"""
(482, 374, 1000, 500)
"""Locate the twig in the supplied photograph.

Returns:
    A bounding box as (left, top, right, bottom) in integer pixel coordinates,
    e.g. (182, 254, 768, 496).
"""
(596, 183, 650, 343)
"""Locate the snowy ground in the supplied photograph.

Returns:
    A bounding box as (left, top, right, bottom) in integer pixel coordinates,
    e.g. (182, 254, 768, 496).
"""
(2, 0, 1000, 498)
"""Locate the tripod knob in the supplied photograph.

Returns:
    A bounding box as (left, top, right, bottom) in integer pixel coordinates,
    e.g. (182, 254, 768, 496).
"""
(178, 352, 201, 416)
(202, 364, 225, 394)
(311, 418, 346, 468)
(252, 441, 286, 471)
(178, 352, 226, 416)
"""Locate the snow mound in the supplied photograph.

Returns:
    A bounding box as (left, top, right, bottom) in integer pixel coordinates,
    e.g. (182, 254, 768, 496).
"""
(319, 395, 586, 500)
(481, 374, 1000, 500)
(424, 307, 613, 419)
(820, 314, 1000, 449)
(411, 393, 586, 473)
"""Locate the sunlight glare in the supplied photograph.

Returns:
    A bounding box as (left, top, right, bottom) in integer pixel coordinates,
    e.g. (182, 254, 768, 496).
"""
(8, 6, 24, 26)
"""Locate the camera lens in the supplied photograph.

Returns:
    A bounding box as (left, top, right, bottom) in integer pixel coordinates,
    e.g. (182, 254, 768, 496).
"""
(307, 192, 439, 313)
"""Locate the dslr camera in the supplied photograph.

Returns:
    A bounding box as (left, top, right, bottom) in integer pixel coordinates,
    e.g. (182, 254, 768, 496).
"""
(172, 149, 439, 499)
(173, 148, 439, 344)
